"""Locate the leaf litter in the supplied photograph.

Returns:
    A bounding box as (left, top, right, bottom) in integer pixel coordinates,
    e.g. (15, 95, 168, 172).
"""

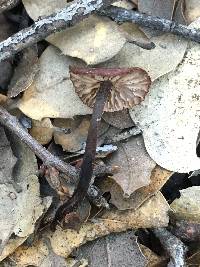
(1, 0, 200, 266)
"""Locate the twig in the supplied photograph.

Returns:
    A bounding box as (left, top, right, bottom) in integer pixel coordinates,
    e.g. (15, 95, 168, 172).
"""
(0, 0, 115, 62)
(99, 6, 200, 43)
(0, 0, 20, 13)
(153, 228, 187, 267)
(104, 127, 142, 144)
(0, 105, 78, 181)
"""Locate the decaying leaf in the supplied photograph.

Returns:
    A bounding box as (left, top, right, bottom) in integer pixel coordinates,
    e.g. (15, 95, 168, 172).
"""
(171, 187, 200, 223)
(185, 0, 200, 23)
(100, 33, 187, 81)
(30, 118, 54, 145)
(75, 231, 147, 267)
(103, 109, 134, 130)
(106, 136, 156, 197)
(7, 46, 39, 98)
(10, 192, 169, 264)
(18, 46, 91, 120)
(130, 20, 200, 172)
(101, 165, 172, 210)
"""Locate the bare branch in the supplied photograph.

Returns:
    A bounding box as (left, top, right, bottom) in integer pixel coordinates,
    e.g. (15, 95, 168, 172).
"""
(0, 105, 78, 181)
(0, 0, 116, 62)
(0, 0, 20, 13)
(99, 6, 200, 43)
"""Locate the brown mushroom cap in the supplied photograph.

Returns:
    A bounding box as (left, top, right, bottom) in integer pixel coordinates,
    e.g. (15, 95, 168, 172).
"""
(69, 67, 151, 112)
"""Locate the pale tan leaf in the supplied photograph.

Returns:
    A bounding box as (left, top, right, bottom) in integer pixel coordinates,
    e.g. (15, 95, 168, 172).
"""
(129, 19, 200, 172)
(18, 46, 91, 120)
(100, 34, 187, 81)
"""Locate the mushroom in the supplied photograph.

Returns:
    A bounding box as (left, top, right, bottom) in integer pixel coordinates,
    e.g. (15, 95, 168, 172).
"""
(70, 67, 151, 112)
(54, 67, 151, 227)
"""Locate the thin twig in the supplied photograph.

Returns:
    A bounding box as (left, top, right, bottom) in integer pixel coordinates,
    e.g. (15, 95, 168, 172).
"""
(0, 0, 116, 62)
(99, 6, 200, 43)
(0, 105, 78, 181)
(0, 0, 20, 13)
(153, 228, 187, 267)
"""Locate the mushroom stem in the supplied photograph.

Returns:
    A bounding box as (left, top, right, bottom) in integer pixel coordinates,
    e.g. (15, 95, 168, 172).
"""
(54, 80, 112, 225)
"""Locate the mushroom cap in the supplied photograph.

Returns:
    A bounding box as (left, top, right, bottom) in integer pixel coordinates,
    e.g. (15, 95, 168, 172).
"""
(69, 67, 151, 112)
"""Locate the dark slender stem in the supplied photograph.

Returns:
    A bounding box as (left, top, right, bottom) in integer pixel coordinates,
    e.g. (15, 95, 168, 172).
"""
(99, 6, 200, 43)
(0, 106, 78, 181)
(54, 81, 112, 224)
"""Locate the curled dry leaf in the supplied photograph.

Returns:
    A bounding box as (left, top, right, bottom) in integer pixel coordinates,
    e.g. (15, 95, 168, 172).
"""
(18, 46, 91, 120)
(130, 19, 200, 172)
(101, 165, 172, 210)
(11, 192, 169, 263)
(7, 46, 39, 98)
(70, 67, 151, 112)
(105, 136, 156, 197)
(29, 118, 54, 145)
(171, 187, 200, 223)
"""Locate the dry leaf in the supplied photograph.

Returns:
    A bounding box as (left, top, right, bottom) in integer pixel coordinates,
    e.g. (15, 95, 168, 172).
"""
(7, 46, 39, 98)
(75, 231, 147, 267)
(106, 136, 156, 197)
(185, 0, 200, 23)
(22, 0, 126, 65)
(103, 109, 134, 130)
(0, 127, 17, 184)
(0, 131, 51, 261)
(30, 118, 53, 145)
(105, 165, 172, 210)
(100, 33, 187, 81)
(138, 0, 176, 19)
(129, 19, 200, 172)
(171, 186, 200, 223)
(47, 15, 126, 65)
(18, 46, 91, 120)
(53, 117, 90, 152)
(11, 192, 169, 263)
